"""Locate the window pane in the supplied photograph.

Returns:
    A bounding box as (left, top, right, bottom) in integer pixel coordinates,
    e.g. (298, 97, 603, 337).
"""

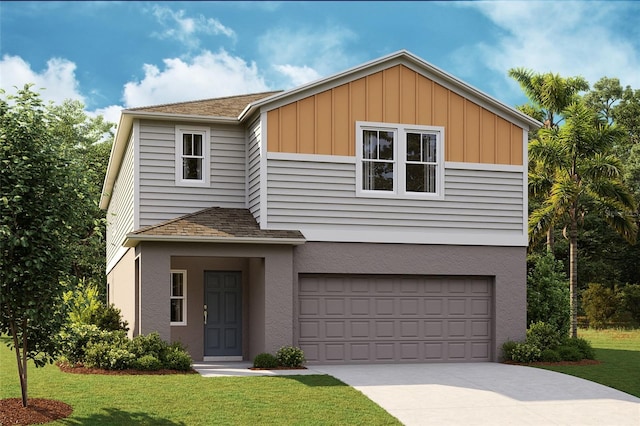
(407, 133, 421, 161)
(423, 134, 437, 162)
(172, 273, 183, 296)
(183, 134, 193, 155)
(378, 131, 394, 160)
(406, 164, 436, 193)
(171, 299, 183, 322)
(193, 134, 202, 156)
(363, 130, 377, 160)
(362, 161, 393, 191)
(183, 158, 202, 180)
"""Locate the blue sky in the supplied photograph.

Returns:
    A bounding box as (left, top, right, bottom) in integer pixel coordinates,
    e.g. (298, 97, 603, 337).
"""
(2, 1, 639, 124)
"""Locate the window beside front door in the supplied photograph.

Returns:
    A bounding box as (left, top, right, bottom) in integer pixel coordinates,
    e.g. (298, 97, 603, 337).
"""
(170, 270, 187, 326)
(175, 126, 210, 186)
(356, 121, 444, 199)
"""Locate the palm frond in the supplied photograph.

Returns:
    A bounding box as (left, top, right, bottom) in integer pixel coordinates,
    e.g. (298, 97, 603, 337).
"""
(590, 197, 638, 244)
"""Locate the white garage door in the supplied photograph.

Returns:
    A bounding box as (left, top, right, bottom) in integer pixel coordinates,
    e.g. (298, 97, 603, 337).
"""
(298, 275, 493, 363)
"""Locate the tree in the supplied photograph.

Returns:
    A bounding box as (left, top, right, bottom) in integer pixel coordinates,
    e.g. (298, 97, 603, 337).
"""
(0, 86, 86, 407)
(509, 68, 589, 252)
(527, 252, 570, 336)
(528, 101, 637, 338)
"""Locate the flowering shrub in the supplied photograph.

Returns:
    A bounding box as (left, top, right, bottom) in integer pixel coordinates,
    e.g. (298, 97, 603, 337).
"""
(276, 346, 305, 367)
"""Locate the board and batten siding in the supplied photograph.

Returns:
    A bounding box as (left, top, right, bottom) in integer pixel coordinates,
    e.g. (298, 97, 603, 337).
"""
(266, 156, 525, 246)
(247, 116, 262, 222)
(266, 64, 524, 166)
(137, 120, 247, 227)
(106, 134, 135, 269)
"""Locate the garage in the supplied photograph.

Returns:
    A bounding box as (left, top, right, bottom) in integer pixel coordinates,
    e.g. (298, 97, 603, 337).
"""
(298, 275, 493, 363)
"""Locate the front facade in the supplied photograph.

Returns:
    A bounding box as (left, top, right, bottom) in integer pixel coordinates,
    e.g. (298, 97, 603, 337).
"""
(101, 51, 540, 363)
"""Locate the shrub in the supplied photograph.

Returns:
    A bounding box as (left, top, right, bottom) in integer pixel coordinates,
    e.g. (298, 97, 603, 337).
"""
(557, 345, 582, 362)
(164, 346, 192, 371)
(510, 342, 541, 363)
(253, 352, 279, 368)
(58, 323, 104, 364)
(526, 321, 563, 351)
(130, 332, 167, 360)
(85, 342, 136, 370)
(581, 283, 621, 328)
(133, 355, 163, 371)
(89, 303, 129, 332)
(63, 282, 102, 325)
(527, 253, 570, 337)
(540, 349, 562, 363)
(501, 340, 518, 362)
(563, 337, 595, 360)
(620, 284, 640, 325)
(276, 346, 306, 367)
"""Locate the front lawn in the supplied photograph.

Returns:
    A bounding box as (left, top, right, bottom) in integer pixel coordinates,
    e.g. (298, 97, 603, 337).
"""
(0, 338, 400, 425)
(535, 328, 640, 398)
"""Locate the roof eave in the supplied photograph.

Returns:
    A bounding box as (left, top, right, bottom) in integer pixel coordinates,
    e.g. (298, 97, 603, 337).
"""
(123, 233, 307, 247)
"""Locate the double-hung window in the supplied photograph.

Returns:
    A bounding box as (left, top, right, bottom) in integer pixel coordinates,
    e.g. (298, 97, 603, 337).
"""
(175, 126, 210, 186)
(170, 270, 187, 326)
(356, 121, 444, 198)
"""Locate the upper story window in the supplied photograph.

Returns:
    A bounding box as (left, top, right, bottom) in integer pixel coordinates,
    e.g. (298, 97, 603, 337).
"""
(175, 125, 210, 186)
(356, 121, 444, 199)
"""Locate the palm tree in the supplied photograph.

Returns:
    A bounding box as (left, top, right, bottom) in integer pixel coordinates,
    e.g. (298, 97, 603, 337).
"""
(528, 101, 637, 338)
(509, 68, 590, 252)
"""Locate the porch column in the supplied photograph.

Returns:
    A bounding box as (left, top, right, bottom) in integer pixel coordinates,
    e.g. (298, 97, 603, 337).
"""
(138, 242, 171, 341)
(263, 245, 295, 352)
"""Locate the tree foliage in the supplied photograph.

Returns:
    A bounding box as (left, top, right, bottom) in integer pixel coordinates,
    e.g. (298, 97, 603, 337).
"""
(0, 86, 91, 406)
(527, 253, 570, 336)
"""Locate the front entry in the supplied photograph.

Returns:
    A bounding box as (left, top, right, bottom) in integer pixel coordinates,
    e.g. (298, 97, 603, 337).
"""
(204, 271, 242, 358)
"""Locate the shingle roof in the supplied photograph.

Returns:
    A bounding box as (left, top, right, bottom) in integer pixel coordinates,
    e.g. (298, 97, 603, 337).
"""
(126, 91, 283, 118)
(128, 207, 304, 242)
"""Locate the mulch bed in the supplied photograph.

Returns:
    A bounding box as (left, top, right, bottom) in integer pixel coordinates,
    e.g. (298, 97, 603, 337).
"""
(56, 361, 198, 375)
(0, 398, 72, 425)
(248, 366, 307, 370)
(504, 359, 601, 366)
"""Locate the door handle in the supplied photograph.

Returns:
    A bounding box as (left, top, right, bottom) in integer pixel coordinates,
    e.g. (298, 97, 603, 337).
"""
(204, 304, 207, 325)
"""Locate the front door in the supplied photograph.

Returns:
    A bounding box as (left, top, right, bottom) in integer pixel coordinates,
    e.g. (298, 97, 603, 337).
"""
(204, 272, 242, 357)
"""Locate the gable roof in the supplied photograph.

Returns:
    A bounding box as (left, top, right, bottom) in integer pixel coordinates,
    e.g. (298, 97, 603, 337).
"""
(127, 91, 282, 118)
(123, 207, 305, 247)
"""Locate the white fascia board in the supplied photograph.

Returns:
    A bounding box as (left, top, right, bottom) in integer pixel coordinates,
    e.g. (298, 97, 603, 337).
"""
(123, 234, 306, 247)
(299, 228, 528, 247)
(106, 246, 130, 275)
(267, 151, 356, 164)
(445, 161, 524, 172)
(100, 112, 131, 210)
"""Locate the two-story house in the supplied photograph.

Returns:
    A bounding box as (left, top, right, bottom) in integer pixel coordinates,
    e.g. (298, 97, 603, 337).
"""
(101, 50, 541, 364)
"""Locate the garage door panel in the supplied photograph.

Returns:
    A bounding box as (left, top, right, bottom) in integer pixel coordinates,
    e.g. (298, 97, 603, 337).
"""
(298, 275, 493, 363)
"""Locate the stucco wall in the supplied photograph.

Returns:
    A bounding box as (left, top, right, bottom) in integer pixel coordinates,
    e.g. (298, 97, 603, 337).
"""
(292, 242, 526, 360)
(106, 248, 137, 338)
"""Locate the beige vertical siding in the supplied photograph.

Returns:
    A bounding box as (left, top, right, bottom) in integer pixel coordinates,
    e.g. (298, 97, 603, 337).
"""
(266, 65, 524, 166)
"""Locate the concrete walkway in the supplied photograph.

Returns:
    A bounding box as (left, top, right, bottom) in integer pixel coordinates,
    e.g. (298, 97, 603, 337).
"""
(194, 362, 640, 426)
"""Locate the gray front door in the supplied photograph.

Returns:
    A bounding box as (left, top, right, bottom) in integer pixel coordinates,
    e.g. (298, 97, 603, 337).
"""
(204, 271, 242, 357)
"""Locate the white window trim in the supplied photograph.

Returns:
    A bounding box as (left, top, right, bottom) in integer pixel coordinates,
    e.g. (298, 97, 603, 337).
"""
(170, 269, 187, 326)
(356, 121, 445, 199)
(175, 125, 210, 187)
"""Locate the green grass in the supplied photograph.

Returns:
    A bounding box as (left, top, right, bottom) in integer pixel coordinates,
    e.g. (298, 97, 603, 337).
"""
(535, 328, 640, 398)
(0, 338, 400, 425)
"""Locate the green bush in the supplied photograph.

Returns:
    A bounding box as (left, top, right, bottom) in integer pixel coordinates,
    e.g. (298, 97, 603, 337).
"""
(563, 337, 595, 360)
(510, 342, 541, 363)
(133, 355, 163, 371)
(253, 352, 279, 368)
(89, 303, 129, 332)
(63, 282, 102, 325)
(527, 253, 570, 337)
(130, 332, 167, 359)
(276, 346, 306, 367)
(501, 340, 518, 362)
(582, 283, 621, 328)
(164, 345, 192, 371)
(526, 321, 563, 351)
(557, 345, 583, 362)
(85, 342, 136, 370)
(540, 349, 562, 362)
(620, 284, 640, 325)
(58, 323, 104, 364)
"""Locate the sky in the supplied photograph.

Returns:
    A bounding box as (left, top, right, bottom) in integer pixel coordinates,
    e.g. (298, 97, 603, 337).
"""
(1, 1, 639, 125)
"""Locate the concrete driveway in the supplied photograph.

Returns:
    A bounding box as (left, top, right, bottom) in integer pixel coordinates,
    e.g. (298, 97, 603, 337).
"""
(312, 363, 640, 426)
(194, 362, 640, 425)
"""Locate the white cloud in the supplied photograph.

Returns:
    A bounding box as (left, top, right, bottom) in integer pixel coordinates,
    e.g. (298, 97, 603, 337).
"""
(0, 55, 85, 104)
(93, 104, 124, 125)
(273, 64, 322, 87)
(455, 2, 640, 102)
(259, 25, 359, 87)
(122, 49, 270, 107)
(150, 5, 236, 50)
